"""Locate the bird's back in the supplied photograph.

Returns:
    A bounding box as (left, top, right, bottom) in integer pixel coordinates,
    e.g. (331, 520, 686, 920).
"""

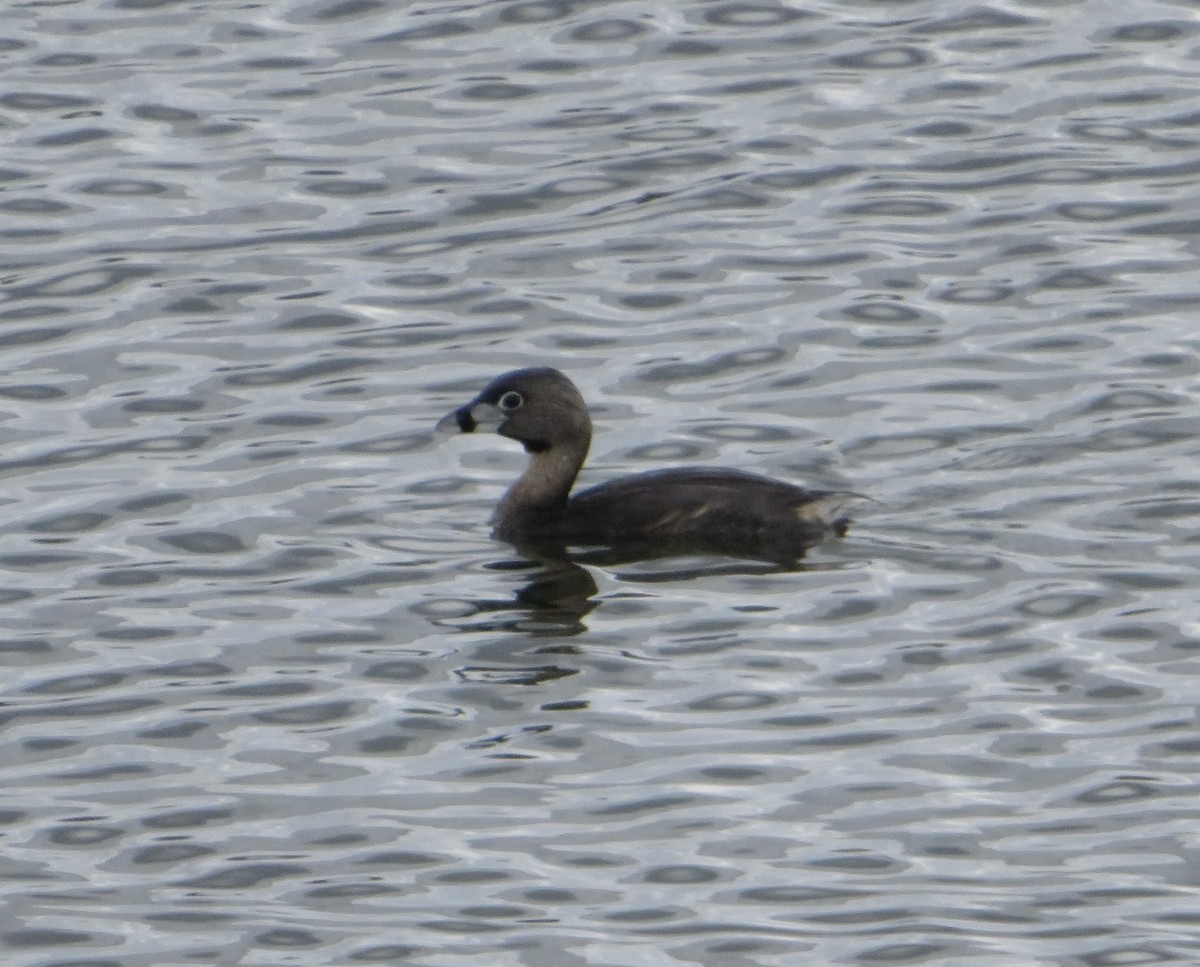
(512, 467, 853, 560)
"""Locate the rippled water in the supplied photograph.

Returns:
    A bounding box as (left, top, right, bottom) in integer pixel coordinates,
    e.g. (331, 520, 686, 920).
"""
(2, 1, 1199, 964)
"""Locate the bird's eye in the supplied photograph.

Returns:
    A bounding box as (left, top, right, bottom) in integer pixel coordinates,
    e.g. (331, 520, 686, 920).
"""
(497, 391, 524, 410)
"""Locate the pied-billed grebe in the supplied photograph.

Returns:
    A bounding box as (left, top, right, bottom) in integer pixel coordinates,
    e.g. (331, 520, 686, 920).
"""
(439, 367, 857, 561)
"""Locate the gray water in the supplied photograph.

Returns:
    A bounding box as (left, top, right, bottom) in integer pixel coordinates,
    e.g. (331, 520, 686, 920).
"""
(2, 1, 1199, 965)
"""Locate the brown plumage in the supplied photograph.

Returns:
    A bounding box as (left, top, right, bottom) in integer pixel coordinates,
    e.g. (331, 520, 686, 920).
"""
(438, 367, 857, 562)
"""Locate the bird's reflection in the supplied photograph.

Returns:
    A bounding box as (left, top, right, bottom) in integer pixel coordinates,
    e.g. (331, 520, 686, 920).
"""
(424, 535, 831, 640)
(419, 550, 599, 638)
(489, 550, 600, 621)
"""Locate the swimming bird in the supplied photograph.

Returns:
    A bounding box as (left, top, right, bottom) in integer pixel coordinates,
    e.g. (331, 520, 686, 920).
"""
(439, 367, 856, 562)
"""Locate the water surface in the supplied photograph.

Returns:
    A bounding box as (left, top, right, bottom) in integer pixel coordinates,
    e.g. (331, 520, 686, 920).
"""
(1, 1, 1199, 965)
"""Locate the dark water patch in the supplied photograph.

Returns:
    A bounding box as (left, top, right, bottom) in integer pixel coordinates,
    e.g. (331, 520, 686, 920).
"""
(255, 927, 324, 947)
(915, 8, 1039, 33)
(34, 127, 115, 147)
(121, 396, 206, 415)
(842, 198, 955, 218)
(142, 808, 234, 830)
(24, 672, 125, 695)
(251, 701, 357, 725)
(0, 552, 88, 568)
(361, 660, 427, 682)
(180, 862, 310, 889)
(460, 82, 538, 101)
(306, 0, 388, 21)
(907, 120, 974, 138)
(662, 39, 722, 56)
(937, 284, 1015, 304)
(0, 326, 72, 348)
(2, 928, 99, 947)
(145, 661, 234, 679)
(278, 311, 361, 330)
(158, 531, 246, 554)
(26, 511, 109, 533)
(2, 92, 99, 111)
(37, 52, 101, 67)
(95, 626, 177, 642)
(48, 823, 124, 845)
(1, 197, 77, 215)
(130, 103, 201, 122)
(369, 19, 475, 43)
(78, 179, 171, 196)
(1110, 21, 1198, 42)
(220, 680, 314, 700)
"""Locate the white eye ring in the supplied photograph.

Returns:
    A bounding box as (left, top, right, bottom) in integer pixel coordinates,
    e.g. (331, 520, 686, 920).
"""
(498, 391, 524, 410)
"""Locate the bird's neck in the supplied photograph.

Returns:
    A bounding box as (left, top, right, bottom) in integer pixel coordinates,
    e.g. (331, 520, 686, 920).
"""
(496, 440, 588, 522)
